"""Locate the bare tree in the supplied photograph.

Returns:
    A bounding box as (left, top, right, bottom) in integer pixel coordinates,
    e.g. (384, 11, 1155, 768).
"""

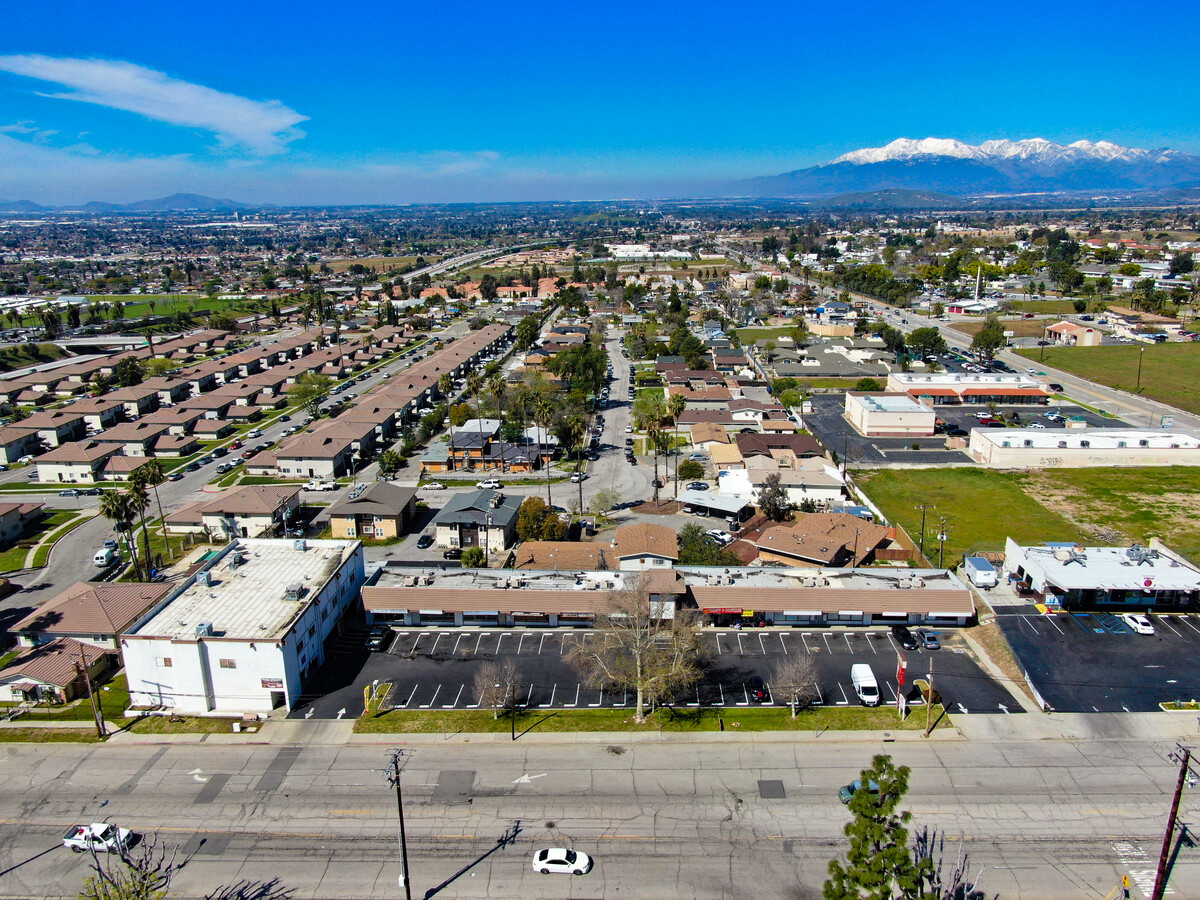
(912, 826, 997, 900)
(771, 653, 820, 718)
(566, 575, 702, 721)
(79, 833, 179, 900)
(473, 658, 521, 720)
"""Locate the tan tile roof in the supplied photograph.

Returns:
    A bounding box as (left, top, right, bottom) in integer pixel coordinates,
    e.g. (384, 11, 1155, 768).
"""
(13, 582, 172, 637)
(689, 585, 973, 616)
(612, 523, 679, 561)
(689, 423, 730, 445)
(0, 638, 111, 688)
(756, 513, 893, 566)
(514, 542, 611, 571)
(193, 484, 301, 516)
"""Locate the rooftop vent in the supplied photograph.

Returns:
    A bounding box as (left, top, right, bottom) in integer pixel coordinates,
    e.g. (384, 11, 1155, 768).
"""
(292, 539, 307, 551)
(197, 571, 213, 587)
(284, 582, 304, 601)
(195, 622, 214, 638)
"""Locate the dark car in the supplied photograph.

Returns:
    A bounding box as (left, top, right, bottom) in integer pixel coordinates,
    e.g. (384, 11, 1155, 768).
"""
(748, 676, 768, 703)
(916, 629, 940, 650)
(279, 414, 291, 422)
(1048, 383, 1064, 393)
(443, 548, 464, 560)
(416, 534, 433, 549)
(83, 487, 103, 496)
(211, 446, 228, 457)
(185, 462, 200, 472)
(892, 625, 918, 651)
(367, 626, 392, 652)
(687, 482, 710, 492)
(946, 426, 969, 437)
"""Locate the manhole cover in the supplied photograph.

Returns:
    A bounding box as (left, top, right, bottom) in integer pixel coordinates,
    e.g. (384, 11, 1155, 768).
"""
(758, 779, 785, 799)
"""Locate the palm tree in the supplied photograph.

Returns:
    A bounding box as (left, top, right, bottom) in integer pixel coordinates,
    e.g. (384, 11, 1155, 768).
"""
(98, 490, 142, 580)
(488, 375, 509, 471)
(668, 392, 687, 496)
(633, 395, 667, 505)
(125, 480, 153, 573)
(533, 396, 554, 504)
(132, 460, 170, 561)
(438, 372, 453, 401)
(466, 372, 485, 471)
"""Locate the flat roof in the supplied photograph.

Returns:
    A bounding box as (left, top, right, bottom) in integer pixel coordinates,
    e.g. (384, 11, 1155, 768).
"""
(130, 538, 358, 641)
(972, 428, 1200, 450)
(849, 393, 931, 413)
(1014, 544, 1200, 592)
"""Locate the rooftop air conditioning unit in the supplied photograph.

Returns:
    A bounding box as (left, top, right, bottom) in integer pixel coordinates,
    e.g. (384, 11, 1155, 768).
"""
(195, 622, 214, 637)
(292, 539, 307, 551)
(197, 571, 212, 587)
(284, 582, 304, 601)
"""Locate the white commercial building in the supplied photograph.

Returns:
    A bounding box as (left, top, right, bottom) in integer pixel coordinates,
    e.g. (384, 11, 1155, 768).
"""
(844, 392, 936, 437)
(887, 372, 1049, 406)
(967, 428, 1200, 468)
(122, 538, 366, 714)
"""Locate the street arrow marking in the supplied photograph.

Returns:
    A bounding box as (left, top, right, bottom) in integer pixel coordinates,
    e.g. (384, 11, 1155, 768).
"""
(305, 708, 314, 719)
(513, 773, 547, 785)
(336, 708, 346, 720)
(998, 703, 1009, 714)
(189, 768, 209, 783)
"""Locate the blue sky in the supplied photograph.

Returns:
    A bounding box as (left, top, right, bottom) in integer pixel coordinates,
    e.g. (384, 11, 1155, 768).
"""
(1, 0, 1198, 205)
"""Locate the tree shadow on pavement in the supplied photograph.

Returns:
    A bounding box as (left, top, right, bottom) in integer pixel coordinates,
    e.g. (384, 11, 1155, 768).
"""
(206, 878, 293, 899)
(423, 820, 522, 899)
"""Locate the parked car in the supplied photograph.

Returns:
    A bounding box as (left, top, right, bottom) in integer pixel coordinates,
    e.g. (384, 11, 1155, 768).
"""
(532, 847, 593, 876)
(167, 472, 184, 481)
(367, 626, 392, 652)
(62, 823, 132, 854)
(706, 530, 733, 545)
(687, 482, 710, 492)
(229, 440, 243, 450)
(477, 479, 502, 490)
(416, 534, 434, 549)
(279, 415, 290, 422)
(916, 629, 940, 650)
(892, 625, 918, 651)
(839, 779, 881, 805)
(247, 429, 263, 439)
(687, 453, 708, 461)
(423, 482, 446, 491)
(83, 487, 103, 496)
(1120, 613, 1155, 635)
(570, 472, 587, 483)
(442, 548, 464, 560)
(58, 489, 81, 498)
(748, 676, 768, 703)
(625, 425, 633, 433)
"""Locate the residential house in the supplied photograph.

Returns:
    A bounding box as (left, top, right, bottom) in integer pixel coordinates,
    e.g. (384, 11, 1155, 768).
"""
(326, 483, 418, 541)
(431, 489, 522, 552)
(165, 484, 302, 539)
(755, 513, 898, 567)
(0, 637, 112, 704)
(0, 501, 43, 544)
(11, 581, 174, 651)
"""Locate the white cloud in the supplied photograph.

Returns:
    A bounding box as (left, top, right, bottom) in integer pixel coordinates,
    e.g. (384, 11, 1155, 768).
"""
(0, 55, 306, 155)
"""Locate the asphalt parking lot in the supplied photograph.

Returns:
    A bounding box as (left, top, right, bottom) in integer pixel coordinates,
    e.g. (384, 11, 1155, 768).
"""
(997, 609, 1200, 712)
(291, 627, 1017, 719)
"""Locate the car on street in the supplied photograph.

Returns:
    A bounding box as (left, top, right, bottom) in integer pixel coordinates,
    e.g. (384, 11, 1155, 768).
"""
(416, 534, 434, 549)
(532, 847, 593, 876)
(891, 625, 918, 651)
(1121, 613, 1155, 635)
(624, 425, 633, 433)
(570, 471, 587, 483)
(687, 482, 710, 492)
(423, 482, 446, 491)
(230, 440, 243, 450)
(1029, 422, 1045, 429)
(102, 539, 117, 550)
(279, 415, 290, 422)
(185, 462, 200, 472)
(1048, 383, 1064, 393)
(477, 479, 502, 490)
(687, 453, 707, 461)
(367, 626, 392, 652)
(58, 489, 81, 497)
(198, 455, 213, 465)
(838, 779, 881, 805)
(442, 548, 464, 560)
(83, 487, 102, 496)
(247, 429, 262, 439)
(167, 472, 184, 481)
(17, 455, 33, 464)
(916, 629, 940, 650)
(62, 823, 132, 854)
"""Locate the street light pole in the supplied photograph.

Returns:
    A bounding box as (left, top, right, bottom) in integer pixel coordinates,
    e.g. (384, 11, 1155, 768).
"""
(387, 749, 413, 900)
(1136, 346, 1145, 393)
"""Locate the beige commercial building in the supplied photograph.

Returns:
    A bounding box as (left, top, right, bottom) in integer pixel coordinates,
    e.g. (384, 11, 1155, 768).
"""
(844, 392, 936, 437)
(967, 428, 1200, 468)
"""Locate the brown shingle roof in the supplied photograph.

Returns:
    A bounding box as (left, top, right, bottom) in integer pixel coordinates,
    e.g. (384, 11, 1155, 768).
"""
(612, 523, 679, 561)
(513, 542, 610, 571)
(0, 638, 111, 688)
(756, 513, 892, 566)
(12, 582, 172, 637)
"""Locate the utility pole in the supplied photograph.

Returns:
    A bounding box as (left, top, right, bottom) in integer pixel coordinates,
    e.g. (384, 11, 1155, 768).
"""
(75, 645, 105, 739)
(915, 504, 935, 558)
(1153, 745, 1192, 900)
(1136, 346, 1145, 393)
(937, 517, 948, 569)
(386, 749, 413, 900)
(924, 657, 934, 738)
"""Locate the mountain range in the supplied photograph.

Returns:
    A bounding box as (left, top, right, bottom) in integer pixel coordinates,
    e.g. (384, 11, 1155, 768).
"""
(736, 137, 1200, 199)
(0, 193, 247, 213)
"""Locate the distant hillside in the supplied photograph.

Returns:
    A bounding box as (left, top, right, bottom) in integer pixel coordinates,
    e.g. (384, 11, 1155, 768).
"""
(813, 188, 960, 210)
(0, 200, 48, 213)
(0, 194, 247, 214)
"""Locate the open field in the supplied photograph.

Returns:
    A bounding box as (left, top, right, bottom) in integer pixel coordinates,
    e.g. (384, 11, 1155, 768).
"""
(322, 255, 418, 274)
(0, 343, 70, 373)
(1015, 343, 1200, 415)
(951, 319, 1048, 338)
(858, 466, 1200, 563)
(734, 327, 804, 344)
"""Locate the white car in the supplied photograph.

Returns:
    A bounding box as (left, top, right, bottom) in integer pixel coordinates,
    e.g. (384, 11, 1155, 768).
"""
(706, 530, 734, 545)
(1029, 422, 1045, 429)
(62, 823, 132, 853)
(423, 482, 446, 491)
(532, 847, 593, 876)
(1121, 613, 1155, 635)
(625, 425, 633, 433)
(570, 472, 587, 483)
(247, 429, 262, 439)
(477, 479, 502, 490)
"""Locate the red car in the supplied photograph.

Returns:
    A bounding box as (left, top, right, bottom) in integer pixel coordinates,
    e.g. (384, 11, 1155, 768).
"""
(241, 447, 257, 458)
(230, 440, 244, 450)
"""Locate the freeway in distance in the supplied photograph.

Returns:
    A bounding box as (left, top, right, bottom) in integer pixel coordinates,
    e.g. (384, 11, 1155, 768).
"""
(0, 735, 1193, 899)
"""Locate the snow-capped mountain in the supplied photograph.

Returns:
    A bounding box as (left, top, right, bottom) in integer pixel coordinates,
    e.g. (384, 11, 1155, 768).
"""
(735, 137, 1200, 198)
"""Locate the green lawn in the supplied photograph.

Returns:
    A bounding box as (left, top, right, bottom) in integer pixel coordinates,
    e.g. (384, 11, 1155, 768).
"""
(0, 511, 81, 573)
(356, 704, 943, 735)
(0, 728, 100, 743)
(856, 468, 1090, 563)
(123, 715, 240, 735)
(735, 327, 804, 344)
(0, 343, 70, 374)
(1015, 344, 1200, 416)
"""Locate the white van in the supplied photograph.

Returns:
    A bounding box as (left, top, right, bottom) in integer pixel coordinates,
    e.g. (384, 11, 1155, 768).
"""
(93, 547, 117, 567)
(851, 664, 880, 707)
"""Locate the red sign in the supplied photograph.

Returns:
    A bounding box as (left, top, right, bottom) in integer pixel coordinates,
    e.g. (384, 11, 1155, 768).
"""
(260, 678, 284, 689)
(896, 657, 907, 686)
(705, 608, 743, 615)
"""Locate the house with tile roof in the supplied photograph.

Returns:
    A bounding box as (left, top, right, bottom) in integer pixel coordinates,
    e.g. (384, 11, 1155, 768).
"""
(0, 637, 112, 704)
(755, 512, 897, 567)
(165, 484, 302, 539)
(12, 581, 174, 650)
(326, 482, 417, 541)
(609, 522, 679, 571)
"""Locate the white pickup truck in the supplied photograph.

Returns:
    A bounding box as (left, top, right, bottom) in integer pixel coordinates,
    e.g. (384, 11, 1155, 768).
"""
(304, 480, 336, 492)
(62, 822, 132, 853)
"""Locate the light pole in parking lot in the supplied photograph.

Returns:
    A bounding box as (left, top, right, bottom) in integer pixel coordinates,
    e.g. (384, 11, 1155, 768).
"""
(1136, 346, 1145, 394)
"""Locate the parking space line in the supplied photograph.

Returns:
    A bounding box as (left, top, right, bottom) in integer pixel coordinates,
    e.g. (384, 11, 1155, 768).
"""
(843, 633, 854, 653)
(442, 685, 464, 708)
(778, 633, 788, 655)
(517, 633, 528, 654)
(466, 689, 481, 709)
(736, 684, 750, 706)
(452, 634, 466, 654)
(401, 684, 418, 709)
(612, 688, 627, 708)
(1158, 616, 1182, 637)
(1070, 614, 1093, 633)
(687, 687, 701, 707)
(736, 632, 746, 655)
(884, 682, 897, 702)
(758, 634, 768, 655)
(1018, 616, 1040, 636)
(822, 634, 832, 653)
(1180, 616, 1200, 635)
(412, 633, 426, 651)
(814, 682, 824, 706)
(564, 685, 580, 708)
(538, 634, 548, 654)
(715, 634, 725, 655)
(589, 687, 604, 708)
(419, 685, 441, 709)
(863, 633, 877, 654)
(1044, 615, 1065, 635)
(836, 683, 849, 706)
(711, 685, 725, 707)
(540, 684, 557, 708)
(472, 633, 483, 655)
(430, 634, 444, 653)
(802, 634, 814, 653)
(496, 633, 508, 653)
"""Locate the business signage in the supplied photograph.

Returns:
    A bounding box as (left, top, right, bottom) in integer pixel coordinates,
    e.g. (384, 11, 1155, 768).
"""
(261, 678, 284, 689)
